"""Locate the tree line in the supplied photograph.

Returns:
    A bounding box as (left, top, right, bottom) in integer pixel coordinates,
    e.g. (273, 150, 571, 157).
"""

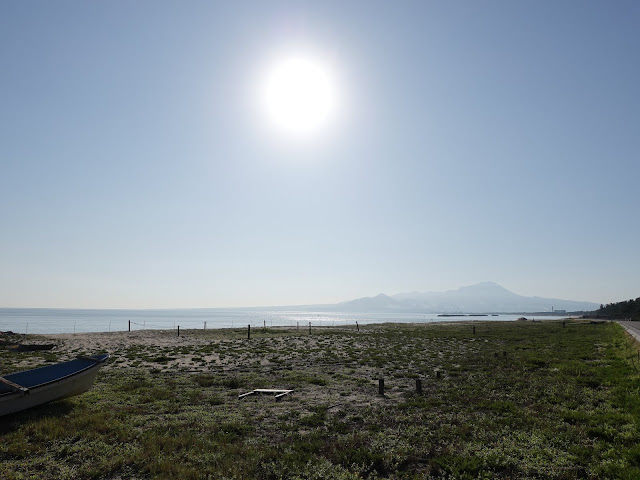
(595, 297, 640, 320)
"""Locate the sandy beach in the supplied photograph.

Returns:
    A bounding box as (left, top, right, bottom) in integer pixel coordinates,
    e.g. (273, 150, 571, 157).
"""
(8, 325, 423, 409)
(4, 320, 640, 479)
(3, 321, 496, 416)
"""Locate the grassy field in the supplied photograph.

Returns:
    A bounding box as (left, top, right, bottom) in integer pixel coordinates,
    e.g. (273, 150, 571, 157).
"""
(2, 320, 640, 479)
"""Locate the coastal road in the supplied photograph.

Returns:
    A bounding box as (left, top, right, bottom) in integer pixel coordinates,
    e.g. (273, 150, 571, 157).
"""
(617, 321, 640, 343)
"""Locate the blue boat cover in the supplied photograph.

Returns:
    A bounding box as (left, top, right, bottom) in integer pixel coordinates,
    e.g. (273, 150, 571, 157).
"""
(0, 354, 109, 395)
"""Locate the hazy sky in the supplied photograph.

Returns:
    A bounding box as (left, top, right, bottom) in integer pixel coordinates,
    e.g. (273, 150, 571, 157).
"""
(1, 1, 638, 308)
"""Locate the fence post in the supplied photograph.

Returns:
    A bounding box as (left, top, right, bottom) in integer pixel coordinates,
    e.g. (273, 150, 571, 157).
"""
(247, 324, 251, 340)
(356, 321, 359, 331)
(473, 326, 476, 335)
(309, 322, 311, 334)
(379, 378, 385, 395)
(416, 378, 422, 394)
(128, 320, 131, 332)
(204, 321, 207, 330)
(177, 325, 180, 337)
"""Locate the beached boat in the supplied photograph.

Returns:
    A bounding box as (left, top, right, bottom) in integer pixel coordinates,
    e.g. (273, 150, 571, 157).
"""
(0, 354, 109, 416)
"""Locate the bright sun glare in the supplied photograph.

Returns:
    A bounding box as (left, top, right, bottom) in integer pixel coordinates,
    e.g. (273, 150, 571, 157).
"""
(260, 56, 338, 137)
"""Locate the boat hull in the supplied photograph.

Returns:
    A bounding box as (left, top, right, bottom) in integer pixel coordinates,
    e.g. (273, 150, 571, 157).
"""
(0, 354, 109, 416)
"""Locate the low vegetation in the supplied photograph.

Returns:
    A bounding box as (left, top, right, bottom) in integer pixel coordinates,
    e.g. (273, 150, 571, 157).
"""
(2, 320, 640, 479)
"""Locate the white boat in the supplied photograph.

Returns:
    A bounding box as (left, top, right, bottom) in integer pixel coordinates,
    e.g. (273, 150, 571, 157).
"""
(0, 354, 109, 416)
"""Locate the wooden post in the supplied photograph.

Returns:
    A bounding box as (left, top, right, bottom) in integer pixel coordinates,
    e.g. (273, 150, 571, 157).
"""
(473, 326, 476, 335)
(416, 378, 422, 394)
(247, 324, 251, 340)
(356, 321, 359, 331)
(562, 321, 566, 328)
(309, 322, 311, 334)
(264, 320, 266, 330)
(204, 321, 207, 330)
(378, 378, 384, 395)
(128, 320, 131, 332)
(177, 325, 180, 337)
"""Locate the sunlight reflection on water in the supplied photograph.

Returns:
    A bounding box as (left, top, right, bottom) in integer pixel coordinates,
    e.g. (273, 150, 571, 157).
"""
(0, 309, 567, 334)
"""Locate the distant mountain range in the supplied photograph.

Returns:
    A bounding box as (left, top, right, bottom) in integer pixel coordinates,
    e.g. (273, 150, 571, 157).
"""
(302, 282, 599, 313)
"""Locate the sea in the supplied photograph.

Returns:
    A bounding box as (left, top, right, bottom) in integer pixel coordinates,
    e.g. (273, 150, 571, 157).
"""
(0, 308, 567, 335)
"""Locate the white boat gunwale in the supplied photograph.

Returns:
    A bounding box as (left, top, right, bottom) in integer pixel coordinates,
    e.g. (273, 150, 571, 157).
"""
(0, 354, 109, 397)
(0, 354, 109, 415)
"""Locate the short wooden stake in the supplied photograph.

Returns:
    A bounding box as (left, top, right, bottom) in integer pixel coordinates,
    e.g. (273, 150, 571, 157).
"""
(416, 378, 422, 394)
(563, 321, 566, 328)
(204, 321, 207, 330)
(177, 325, 180, 337)
(356, 321, 359, 331)
(473, 326, 476, 335)
(264, 320, 266, 330)
(309, 322, 311, 334)
(128, 320, 131, 332)
(378, 378, 384, 395)
(247, 324, 251, 340)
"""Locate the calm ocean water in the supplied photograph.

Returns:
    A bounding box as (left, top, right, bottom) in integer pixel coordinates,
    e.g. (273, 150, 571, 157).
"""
(0, 308, 565, 334)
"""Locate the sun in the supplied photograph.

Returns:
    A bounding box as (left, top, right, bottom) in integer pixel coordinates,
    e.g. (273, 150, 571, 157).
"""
(260, 55, 338, 137)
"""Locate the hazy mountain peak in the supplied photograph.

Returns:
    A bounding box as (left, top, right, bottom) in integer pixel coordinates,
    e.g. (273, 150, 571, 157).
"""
(454, 282, 520, 298)
(335, 282, 598, 313)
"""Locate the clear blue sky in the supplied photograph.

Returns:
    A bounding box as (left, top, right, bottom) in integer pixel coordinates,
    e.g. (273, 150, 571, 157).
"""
(1, 1, 638, 308)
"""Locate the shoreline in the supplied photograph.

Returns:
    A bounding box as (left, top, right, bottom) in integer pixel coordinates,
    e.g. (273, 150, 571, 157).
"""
(0, 312, 576, 336)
